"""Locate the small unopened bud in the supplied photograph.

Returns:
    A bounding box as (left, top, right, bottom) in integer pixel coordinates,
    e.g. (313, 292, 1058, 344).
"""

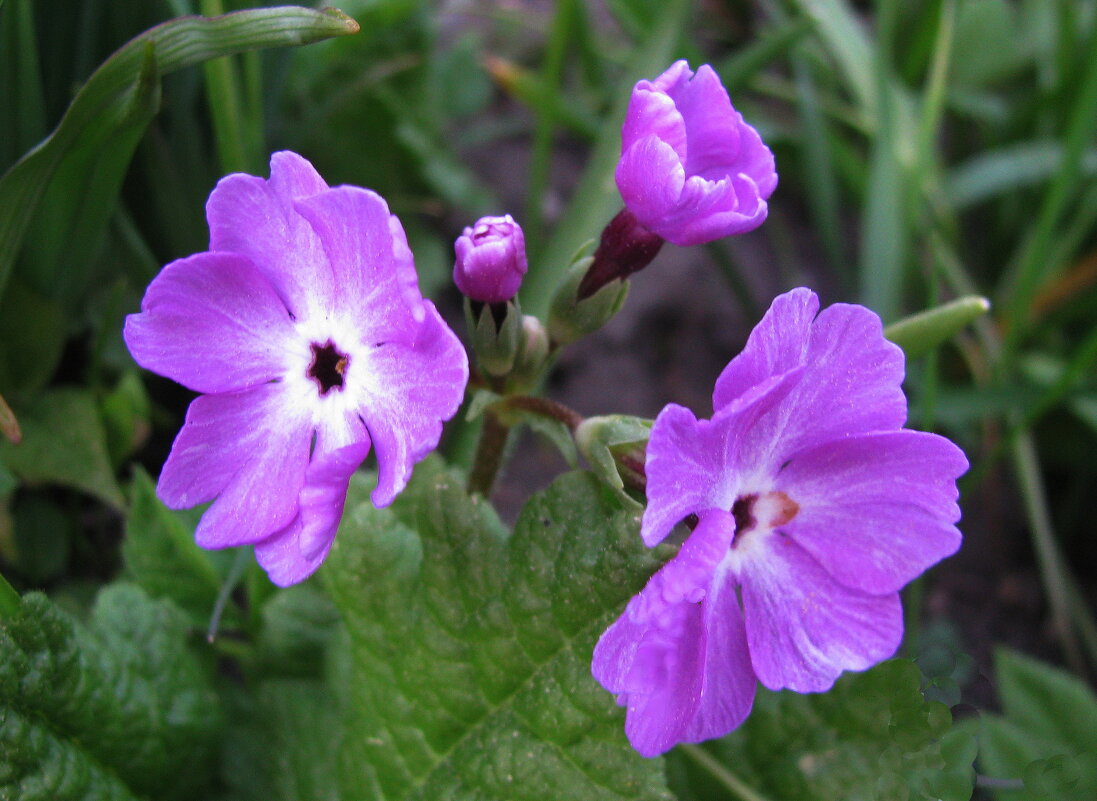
(454, 214, 528, 303)
(509, 315, 550, 391)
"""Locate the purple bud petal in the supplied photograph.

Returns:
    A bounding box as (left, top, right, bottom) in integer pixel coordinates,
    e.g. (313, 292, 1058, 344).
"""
(453, 214, 528, 302)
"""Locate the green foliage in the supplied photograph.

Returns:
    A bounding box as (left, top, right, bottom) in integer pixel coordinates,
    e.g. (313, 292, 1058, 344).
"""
(0, 6, 358, 300)
(0, 388, 124, 510)
(122, 467, 225, 626)
(976, 649, 1097, 800)
(0, 584, 222, 800)
(324, 458, 674, 801)
(670, 659, 975, 801)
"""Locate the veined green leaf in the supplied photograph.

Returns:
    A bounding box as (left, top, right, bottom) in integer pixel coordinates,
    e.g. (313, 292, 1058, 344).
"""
(671, 659, 974, 801)
(0, 584, 223, 800)
(325, 458, 673, 800)
(0, 5, 359, 299)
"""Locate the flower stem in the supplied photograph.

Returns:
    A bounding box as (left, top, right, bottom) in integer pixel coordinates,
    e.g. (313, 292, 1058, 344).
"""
(207, 546, 250, 643)
(468, 411, 509, 498)
(502, 395, 584, 431)
(679, 744, 775, 801)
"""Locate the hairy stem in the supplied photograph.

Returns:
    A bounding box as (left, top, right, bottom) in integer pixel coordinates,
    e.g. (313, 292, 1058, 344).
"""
(468, 411, 510, 498)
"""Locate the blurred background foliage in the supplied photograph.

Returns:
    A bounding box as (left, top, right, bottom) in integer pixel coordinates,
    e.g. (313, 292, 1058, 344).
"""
(1, 0, 1095, 798)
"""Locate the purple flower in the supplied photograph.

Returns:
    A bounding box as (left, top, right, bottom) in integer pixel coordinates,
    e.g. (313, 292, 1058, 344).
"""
(124, 151, 468, 587)
(453, 214, 528, 303)
(593, 288, 967, 757)
(615, 60, 777, 247)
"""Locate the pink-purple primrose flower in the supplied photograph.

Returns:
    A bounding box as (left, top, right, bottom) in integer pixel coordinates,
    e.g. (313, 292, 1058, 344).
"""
(124, 152, 468, 587)
(616, 60, 778, 247)
(453, 214, 528, 303)
(593, 288, 968, 757)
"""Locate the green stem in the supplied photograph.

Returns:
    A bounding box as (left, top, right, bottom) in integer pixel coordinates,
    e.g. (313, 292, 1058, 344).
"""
(1011, 428, 1086, 676)
(502, 395, 584, 431)
(207, 546, 250, 643)
(468, 412, 509, 498)
(680, 744, 775, 801)
(200, 0, 258, 174)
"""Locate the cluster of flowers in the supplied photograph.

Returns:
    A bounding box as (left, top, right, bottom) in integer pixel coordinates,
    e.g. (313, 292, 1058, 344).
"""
(125, 61, 965, 755)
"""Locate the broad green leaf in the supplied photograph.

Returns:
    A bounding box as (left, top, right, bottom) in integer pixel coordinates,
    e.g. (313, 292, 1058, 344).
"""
(670, 659, 974, 801)
(950, 0, 1027, 87)
(0, 584, 223, 800)
(0, 708, 142, 801)
(0, 277, 66, 396)
(995, 649, 1097, 754)
(976, 650, 1097, 800)
(0, 388, 124, 509)
(325, 458, 674, 800)
(255, 586, 341, 679)
(122, 467, 225, 626)
(0, 5, 360, 299)
(221, 680, 343, 801)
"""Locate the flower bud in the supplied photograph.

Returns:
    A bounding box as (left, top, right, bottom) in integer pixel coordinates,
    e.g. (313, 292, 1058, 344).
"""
(508, 315, 551, 392)
(453, 215, 528, 303)
(575, 414, 652, 503)
(616, 60, 777, 246)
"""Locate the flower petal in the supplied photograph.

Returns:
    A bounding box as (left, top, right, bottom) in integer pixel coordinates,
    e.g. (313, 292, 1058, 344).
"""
(655, 172, 768, 246)
(739, 537, 903, 693)
(293, 186, 425, 332)
(642, 368, 802, 546)
(254, 437, 372, 586)
(670, 64, 742, 180)
(206, 151, 334, 321)
(157, 383, 311, 548)
(615, 136, 686, 234)
(353, 301, 468, 507)
(713, 288, 907, 463)
(681, 571, 756, 743)
(124, 252, 299, 394)
(776, 430, 967, 594)
(621, 68, 688, 162)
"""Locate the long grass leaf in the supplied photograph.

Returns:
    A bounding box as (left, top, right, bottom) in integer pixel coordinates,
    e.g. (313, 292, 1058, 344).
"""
(0, 6, 359, 299)
(521, 0, 690, 315)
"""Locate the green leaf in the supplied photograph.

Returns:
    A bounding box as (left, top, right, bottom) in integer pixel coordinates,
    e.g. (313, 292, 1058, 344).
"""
(976, 650, 1097, 800)
(0, 388, 124, 509)
(0, 708, 142, 801)
(255, 586, 341, 679)
(0, 5, 360, 299)
(324, 458, 674, 800)
(883, 295, 991, 359)
(671, 659, 974, 801)
(221, 679, 343, 801)
(995, 648, 1097, 754)
(0, 584, 223, 800)
(122, 467, 225, 626)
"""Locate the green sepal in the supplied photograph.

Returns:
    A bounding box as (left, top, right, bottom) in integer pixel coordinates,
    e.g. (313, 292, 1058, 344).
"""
(884, 295, 990, 359)
(465, 296, 523, 377)
(547, 255, 629, 347)
(575, 414, 652, 507)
